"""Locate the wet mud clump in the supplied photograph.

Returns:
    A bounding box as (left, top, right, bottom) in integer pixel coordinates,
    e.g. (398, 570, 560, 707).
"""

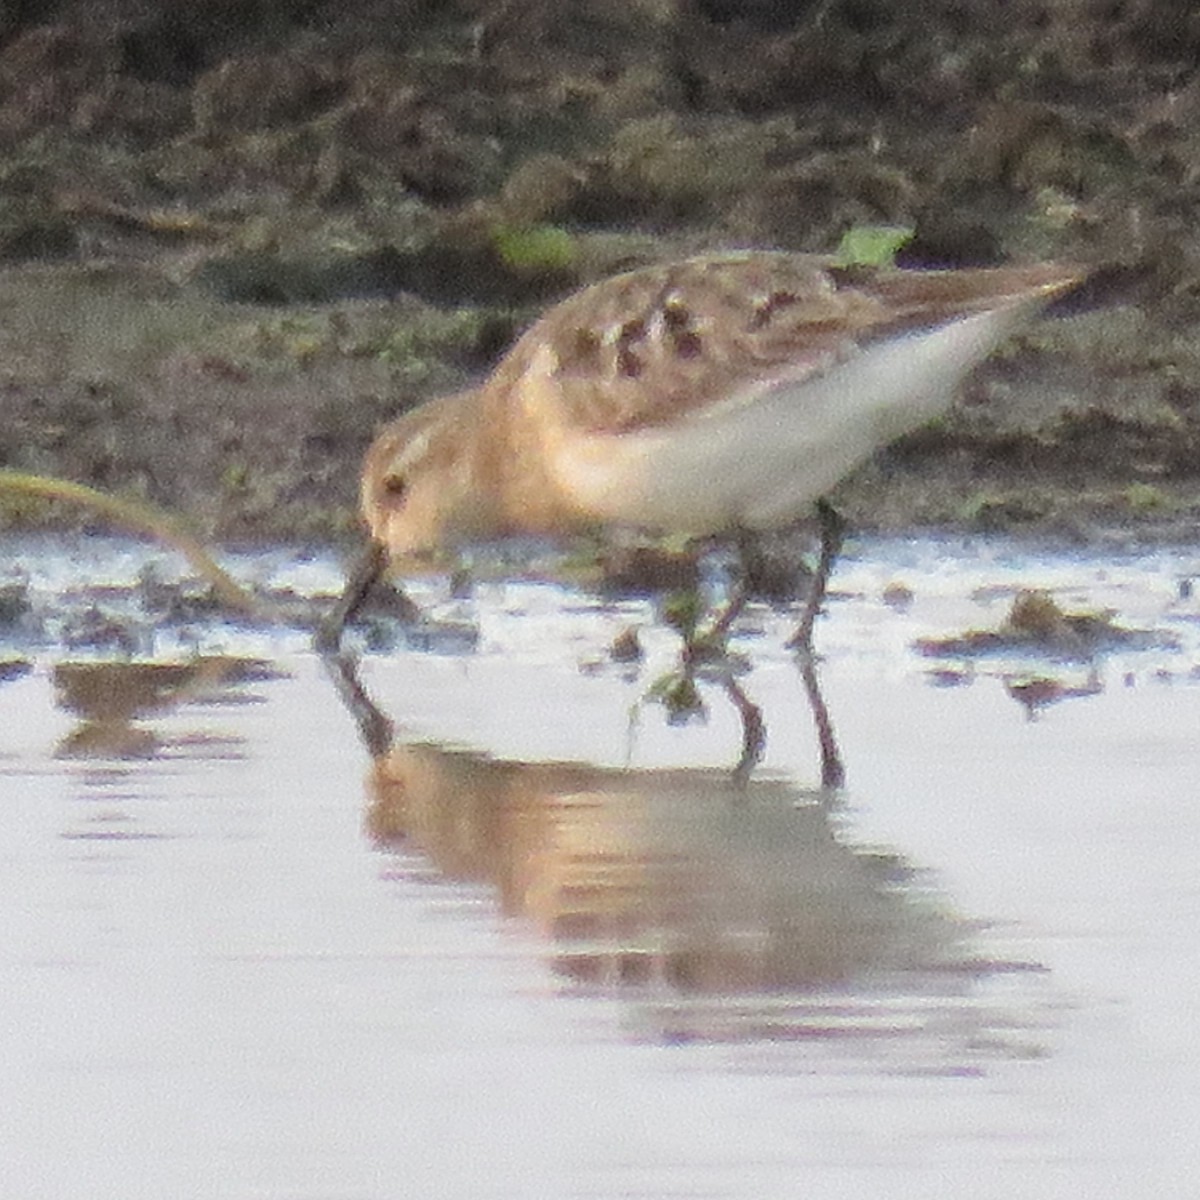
(915, 588, 1176, 662)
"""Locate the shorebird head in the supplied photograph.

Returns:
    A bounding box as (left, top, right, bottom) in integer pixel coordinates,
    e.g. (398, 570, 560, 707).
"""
(360, 391, 482, 563)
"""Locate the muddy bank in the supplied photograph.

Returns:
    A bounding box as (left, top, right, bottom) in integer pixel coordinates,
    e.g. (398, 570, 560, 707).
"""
(1, 259, 1195, 549)
(0, 2, 1197, 542)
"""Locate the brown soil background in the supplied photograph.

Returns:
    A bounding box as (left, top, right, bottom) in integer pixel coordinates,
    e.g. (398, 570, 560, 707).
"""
(1, 0, 1199, 544)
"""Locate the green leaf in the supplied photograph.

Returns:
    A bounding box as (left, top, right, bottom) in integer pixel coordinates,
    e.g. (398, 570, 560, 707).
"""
(835, 224, 915, 269)
(493, 224, 576, 271)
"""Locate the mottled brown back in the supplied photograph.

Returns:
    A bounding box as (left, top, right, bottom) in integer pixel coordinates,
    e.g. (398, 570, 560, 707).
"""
(494, 252, 1083, 435)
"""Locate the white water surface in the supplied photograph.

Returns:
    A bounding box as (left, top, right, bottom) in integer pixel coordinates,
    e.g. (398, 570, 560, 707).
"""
(2, 533, 1200, 1199)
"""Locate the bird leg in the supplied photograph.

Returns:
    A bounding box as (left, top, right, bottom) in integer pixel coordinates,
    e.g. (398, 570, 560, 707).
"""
(721, 668, 766, 785)
(681, 532, 756, 663)
(786, 499, 845, 654)
(796, 650, 845, 790)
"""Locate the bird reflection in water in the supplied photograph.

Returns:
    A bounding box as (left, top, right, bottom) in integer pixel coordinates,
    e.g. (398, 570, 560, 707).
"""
(325, 652, 1050, 1063)
(51, 658, 268, 759)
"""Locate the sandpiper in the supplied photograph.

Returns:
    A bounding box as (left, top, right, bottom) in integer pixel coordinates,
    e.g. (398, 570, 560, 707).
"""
(321, 251, 1084, 651)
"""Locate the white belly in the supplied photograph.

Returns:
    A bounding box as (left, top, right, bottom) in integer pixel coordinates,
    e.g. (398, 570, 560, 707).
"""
(549, 306, 1032, 534)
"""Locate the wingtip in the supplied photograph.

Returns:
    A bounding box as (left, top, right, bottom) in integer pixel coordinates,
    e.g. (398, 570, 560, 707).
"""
(1030, 262, 1091, 296)
(1039, 261, 1152, 318)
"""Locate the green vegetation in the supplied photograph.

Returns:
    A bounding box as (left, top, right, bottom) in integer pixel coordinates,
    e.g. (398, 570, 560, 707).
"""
(493, 224, 577, 272)
(1122, 482, 1169, 512)
(835, 225, 915, 269)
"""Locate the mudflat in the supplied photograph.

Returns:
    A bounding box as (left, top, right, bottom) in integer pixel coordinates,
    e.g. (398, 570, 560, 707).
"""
(0, 2, 1197, 544)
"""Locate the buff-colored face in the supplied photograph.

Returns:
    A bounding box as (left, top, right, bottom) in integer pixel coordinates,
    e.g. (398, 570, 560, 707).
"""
(360, 394, 481, 561)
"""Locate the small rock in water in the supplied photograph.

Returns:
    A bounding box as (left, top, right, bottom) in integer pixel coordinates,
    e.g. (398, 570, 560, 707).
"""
(0, 658, 32, 683)
(882, 581, 915, 612)
(62, 606, 141, 655)
(0, 581, 32, 627)
(402, 620, 480, 655)
(609, 625, 643, 663)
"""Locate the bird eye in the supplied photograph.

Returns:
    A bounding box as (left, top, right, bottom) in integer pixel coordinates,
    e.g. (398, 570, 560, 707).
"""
(382, 474, 408, 501)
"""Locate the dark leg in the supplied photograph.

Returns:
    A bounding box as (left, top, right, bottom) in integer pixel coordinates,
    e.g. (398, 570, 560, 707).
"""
(796, 652, 845, 790)
(694, 579, 748, 654)
(314, 540, 388, 654)
(721, 669, 766, 785)
(685, 531, 754, 661)
(786, 499, 845, 653)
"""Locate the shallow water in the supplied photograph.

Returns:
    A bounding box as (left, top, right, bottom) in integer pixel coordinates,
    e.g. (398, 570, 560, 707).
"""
(4, 533, 1200, 1199)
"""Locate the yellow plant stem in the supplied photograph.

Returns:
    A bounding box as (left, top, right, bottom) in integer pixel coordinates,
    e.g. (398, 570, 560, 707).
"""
(0, 471, 260, 616)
